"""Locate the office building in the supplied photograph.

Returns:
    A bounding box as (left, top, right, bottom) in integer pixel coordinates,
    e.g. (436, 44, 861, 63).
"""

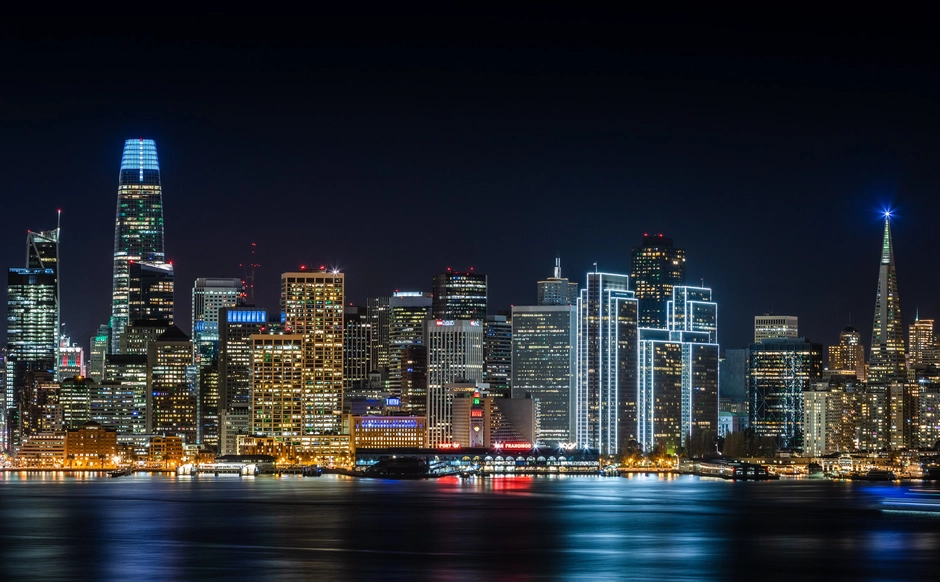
(367, 296, 391, 380)
(128, 261, 174, 324)
(349, 416, 426, 449)
(483, 314, 512, 398)
(200, 365, 221, 450)
(868, 214, 906, 384)
(6, 267, 58, 417)
(388, 292, 432, 393)
(19, 371, 60, 440)
(110, 138, 167, 353)
(919, 381, 940, 449)
(511, 304, 577, 445)
(720, 348, 749, 403)
(803, 383, 846, 457)
(343, 305, 372, 391)
(748, 337, 823, 449)
(909, 315, 939, 369)
(754, 314, 799, 343)
(64, 421, 118, 468)
(631, 234, 686, 328)
(400, 344, 428, 415)
(537, 257, 578, 306)
(425, 319, 484, 446)
(103, 354, 148, 434)
(828, 326, 866, 381)
(192, 278, 243, 367)
(281, 268, 345, 439)
(119, 320, 171, 356)
(87, 325, 109, 381)
(576, 272, 638, 455)
(637, 286, 719, 454)
(432, 269, 487, 320)
(218, 307, 270, 411)
(58, 338, 85, 380)
(147, 326, 197, 444)
(251, 334, 305, 439)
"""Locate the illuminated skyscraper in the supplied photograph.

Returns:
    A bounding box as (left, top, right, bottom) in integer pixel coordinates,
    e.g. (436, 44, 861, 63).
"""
(576, 272, 638, 454)
(251, 333, 305, 439)
(281, 268, 345, 439)
(219, 307, 270, 410)
(630, 234, 685, 328)
(192, 278, 243, 367)
(425, 319, 484, 447)
(868, 214, 906, 384)
(343, 305, 372, 391)
(828, 326, 866, 380)
(511, 304, 577, 444)
(432, 269, 487, 320)
(367, 296, 391, 380)
(6, 218, 60, 434)
(537, 257, 578, 306)
(388, 292, 432, 394)
(754, 314, 799, 343)
(58, 337, 85, 380)
(483, 314, 512, 398)
(908, 314, 938, 369)
(749, 337, 823, 449)
(110, 138, 166, 353)
(147, 326, 197, 443)
(6, 268, 57, 418)
(88, 325, 109, 381)
(128, 261, 174, 324)
(637, 286, 719, 454)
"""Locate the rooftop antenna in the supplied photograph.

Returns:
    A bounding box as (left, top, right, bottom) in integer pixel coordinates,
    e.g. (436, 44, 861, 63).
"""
(239, 242, 260, 305)
(554, 254, 561, 279)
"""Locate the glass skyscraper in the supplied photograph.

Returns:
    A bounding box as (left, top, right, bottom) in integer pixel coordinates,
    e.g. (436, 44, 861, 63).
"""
(630, 234, 685, 328)
(6, 220, 60, 429)
(637, 286, 719, 454)
(511, 305, 577, 445)
(576, 272, 638, 455)
(110, 138, 165, 353)
(432, 270, 487, 320)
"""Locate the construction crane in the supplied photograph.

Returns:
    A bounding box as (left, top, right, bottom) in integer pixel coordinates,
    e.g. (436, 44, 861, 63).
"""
(239, 242, 260, 305)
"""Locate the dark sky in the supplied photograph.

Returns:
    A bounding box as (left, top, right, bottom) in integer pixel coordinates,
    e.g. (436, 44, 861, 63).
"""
(2, 8, 939, 355)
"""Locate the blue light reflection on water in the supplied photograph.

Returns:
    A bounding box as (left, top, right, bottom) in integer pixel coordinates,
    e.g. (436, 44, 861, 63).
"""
(1, 473, 938, 581)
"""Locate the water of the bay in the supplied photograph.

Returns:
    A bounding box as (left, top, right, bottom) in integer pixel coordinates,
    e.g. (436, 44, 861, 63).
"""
(1, 472, 939, 580)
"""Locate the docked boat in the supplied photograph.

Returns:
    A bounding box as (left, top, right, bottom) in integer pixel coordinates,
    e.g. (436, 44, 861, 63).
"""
(107, 468, 133, 478)
(848, 469, 897, 481)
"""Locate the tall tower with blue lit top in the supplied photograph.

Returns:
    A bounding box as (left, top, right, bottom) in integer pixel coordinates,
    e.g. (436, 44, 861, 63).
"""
(110, 138, 166, 353)
(868, 212, 906, 384)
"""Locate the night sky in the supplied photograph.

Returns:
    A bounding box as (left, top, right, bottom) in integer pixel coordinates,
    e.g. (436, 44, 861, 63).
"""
(2, 8, 939, 355)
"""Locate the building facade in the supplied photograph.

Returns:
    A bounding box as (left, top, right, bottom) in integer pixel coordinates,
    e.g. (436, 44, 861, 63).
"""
(110, 138, 166, 353)
(147, 326, 197, 444)
(537, 257, 578, 306)
(432, 270, 487, 321)
(828, 326, 866, 381)
(754, 315, 799, 343)
(192, 278, 243, 367)
(511, 305, 577, 445)
(630, 234, 685, 328)
(425, 319, 484, 446)
(576, 272, 638, 455)
(748, 337, 823, 450)
(281, 269, 345, 439)
(868, 215, 906, 384)
(483, 314, 512, 398)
